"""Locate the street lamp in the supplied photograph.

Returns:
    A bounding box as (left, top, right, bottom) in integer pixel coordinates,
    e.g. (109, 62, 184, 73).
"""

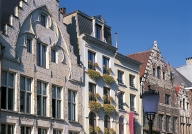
(140, 85, 159, 134)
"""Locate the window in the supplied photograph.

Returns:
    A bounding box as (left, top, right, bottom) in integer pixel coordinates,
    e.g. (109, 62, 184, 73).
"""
(157, 66, 161, 79)
(183, 99, 185, 110)
(158, 114, 163, 131)
(129, 75, 135, 88)
(118, 70, 124, 84)
(52, 85, 61, 118)
(104, 115, 110, 129)
(1, 71, 14, 110)
(165, 94, 170, 105)
(1, 124, 14, 134)
(89, 83, 96, 101)
(36, 43, 46, 68)
(95, 24, 102, 40)
(172, 117, 177, 133)
(27, 38, 31, 53)
(103, 57, 109, 74)
(20, 76, 31, 113)
(40, 15, 46, 27)
(119, 117, 124, 134)
(38, 128, 47, 134)
(68, 90, 76, 121)
(130, 94, 135, 111)
(103, 87, 110, 104)
(180, 101, 182, 108)
(118, 92, 124, 110)
(89, 112, 96, 127)
(163, 72, 165, 80)
(69, 132, 78, 134)
(166, 116, 170, 132)
(37, 81, 47, 116)
(187, 103, 189, 110)
(153, 68, 155, 76)
(21, 126, 31, 134)
(88, 51, 95, 70)
(53, 130, 62, 134)
(51, 49, 56, 63)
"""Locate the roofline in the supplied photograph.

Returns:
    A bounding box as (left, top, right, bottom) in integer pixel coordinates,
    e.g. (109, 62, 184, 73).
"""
(185, 87, 192, 90)
(127, 50, 151, 56)
(116, 53, 142, 66)
(65, 10, 111, 28)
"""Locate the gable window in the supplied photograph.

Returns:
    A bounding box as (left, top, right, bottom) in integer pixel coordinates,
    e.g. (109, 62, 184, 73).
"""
(89, 83, 96, 101)
(165, 94, 170, 105)
(103, 87, 110, 104)
(37, 81, 47, 116)
(95, 24, 102, 40)
(36, 43, 46, 68)
(1, 124, 14, 134)
(51, 49, 56, 63)
(104, 115, 110, 129)
(130, 94, 135, 111)
(166, 115, 170, 132)
(27, 38, 32, 53)
(129, 75, 135, 88)
(157, 66, 161, 79)
(53, 129, 62, 134)
(68, 90, 76, 121)
(118, 70, 124, 84)
(118, 92, 124, 110)
(88, 51, 95, 70)
(103, 57, 109, 74)
(52, 85, 61, 118)
(21, 126, 31, 134)
(40, 14, 46, 27)
(38, 128, 47, 134)
(20, 76, 31, 113)
(1, 71, 14, 110)
(158, 114, 163, 131)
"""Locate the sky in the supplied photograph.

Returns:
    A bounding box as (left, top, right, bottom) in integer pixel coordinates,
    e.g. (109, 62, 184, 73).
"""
(59, 0, 192, 68)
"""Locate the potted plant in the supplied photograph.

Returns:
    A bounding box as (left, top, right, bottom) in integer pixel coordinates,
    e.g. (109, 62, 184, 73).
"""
(88, 60, 92, 65)
(108, 97, 113, 103)
(89, 101, 102, 112)
(107, 68, 111, 74)
(102, 74, 115, 84)
(95, 126, 100, 133)
(109, 128, 115, 134)
(93, 62, 99, 68)
(89, 125, 94, 133)
(94, 93, 100, 100)
(103, 104, 115, 114)
(102, 65, 106, 69)
(89, 91, 93, 99)
(86, 69, 101, 80)
(104, 128, 109, 134)
(102, 95, 107, 101)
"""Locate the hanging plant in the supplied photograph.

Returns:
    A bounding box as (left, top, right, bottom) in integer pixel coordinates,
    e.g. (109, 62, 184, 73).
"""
(103, 104, 115, 114)
(107, 68, 111, 74)
(94, 93, 100, 100)
(95, 126, 100, 133)
(108, 97, 113, 102)
(89, 101, 102, 112)
(102, 74, 114, 84)
(104, 128, 109, 134)
(109, 128, 115, 134)
(88, 60, 92, 65)
(89, 125, 94, 133)
(86, 69, 101, 80)
(102, 95, 107, 101)
(93, 62, 99, 68)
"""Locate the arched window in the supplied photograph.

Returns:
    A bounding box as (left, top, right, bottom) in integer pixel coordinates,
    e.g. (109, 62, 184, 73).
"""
(119, 116, 124, 134)
(89, 112, 96, 127)
(104, 115, 110, 128)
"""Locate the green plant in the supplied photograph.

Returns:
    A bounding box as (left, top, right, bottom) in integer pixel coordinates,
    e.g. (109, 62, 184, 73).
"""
(102, 74, 114, 84)
(107, 68, 111, 73)
(93, 62, 99, 68)
(108, 97, 113, 102)
(94, 93, 100, 100)
(89, 91, 93, 98)
(89, 125, 94, 133)
(89, 101, 102, 112)
(86, 69, 101, 80)
(88, 60, 92, 65)
(104, 128, 109, 134)
(95, 126, 100, 133)
(109, 128, 115, 134)
(103, 104, 115, 114)
(103, 65, 106, 69)
(102, 95, 107, 101)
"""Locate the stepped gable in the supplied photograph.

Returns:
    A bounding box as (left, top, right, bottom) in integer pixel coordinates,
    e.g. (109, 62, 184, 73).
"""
(127, 50, 151, 77)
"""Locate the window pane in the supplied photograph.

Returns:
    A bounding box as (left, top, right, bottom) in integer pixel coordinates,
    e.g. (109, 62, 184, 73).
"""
(42, 45, 46, 68)
(26, 127, 31, 134)
(8, 88, 13, 110)
(36, 43, 40, 66)
(37, 81, 41, 94)
(43, 97, 46, 116)
(52, 99, 56, 118)
(20, 76, 25, 90)
(8, 73, 14, 87)
(43, 129, 47, 134)
(38, 128, 41, 134)
(21, 126, 24, 134)
(27, 93, 31, 113)
(53, 130, 56, 134)
(52, 86, 56, 98)
(2, 71, 7, 86)
(51, 49, 56, 62)
(72, 104, 75, 121)
(68, 102, 71, 120)
(57, 100, 61, 118)
(1, 87, 6, 109)
(8, 125, 13, 134)
(68, 91, 71, 102)
(41, 15, 46, 27)
(42, 83, 46, 95)
(37, 95, 41, 115)
(1, 124, 6, 134)
(72, 92, 75, 103)
(57, 88, 61, 99)
(26, 78, 31, 91)
(20, 91, 25, 112)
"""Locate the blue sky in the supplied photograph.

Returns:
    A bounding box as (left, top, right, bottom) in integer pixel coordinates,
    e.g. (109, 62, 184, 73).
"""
(59, 0, 192, 67)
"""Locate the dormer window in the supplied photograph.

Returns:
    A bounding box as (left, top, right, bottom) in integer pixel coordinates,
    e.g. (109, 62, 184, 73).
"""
(95, 24, 102, 40)
(40, 14, 46, 27)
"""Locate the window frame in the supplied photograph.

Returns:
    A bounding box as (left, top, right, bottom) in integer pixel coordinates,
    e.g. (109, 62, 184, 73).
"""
(158, 114, 163, 131)
(104, 115, 110, 129)
(103, 87, 110, 104)
(21, 126, 31, 134)
(165, 115, 170, 132)
(53, 129, 62, 134)
(118, 92, 124, 110)
(26, 38, 32, 53)
(172, 117, 177, 133)
(130, 94, 135, 111)
(51, 49, 56, 63)
(68, 90, 76, 121)
(36, 43, 47, 68)
(129, 75, 135, 88)
(89, 83, 96, 101)
(88, 51, 95, 70)
(103, 57, 109, 74)
(118, 70, 124, 84)
(38, 128, 47, 134)
(157, 66, 161, 79)
(52, 85, 61, 118)
(95, 24, 102, 40)
(1, 124, 14, 134)
(40, 14, 46, 27)
(165, 94, 170, 105)
(89, 112, 96, 127)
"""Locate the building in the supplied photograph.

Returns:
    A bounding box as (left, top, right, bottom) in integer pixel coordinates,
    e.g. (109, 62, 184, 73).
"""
(114, 53, 142, 134)
(176, 57, 192, 83)
(128, 41, 180, 134)
(0, 0, 83, 134)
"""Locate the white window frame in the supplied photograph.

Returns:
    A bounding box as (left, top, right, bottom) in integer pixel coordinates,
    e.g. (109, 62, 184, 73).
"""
(36, 43, 47, 68)
(1, 70, 15, 110)
(118, 70, 124, 84)
(68, 90, 76, 121)
(21, 126, 31, 134)
(52, 85, 61, 118)
(130, 94, 135, 111)
(129, 75, 135, 88)
(20, 76, 32, 113)
(37, 81, 47, 116)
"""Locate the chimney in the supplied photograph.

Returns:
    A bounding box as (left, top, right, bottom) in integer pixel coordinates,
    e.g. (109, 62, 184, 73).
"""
(115, 33, 118, 50)
(59, 7, 66, 18)
(186, 57, 192, 65)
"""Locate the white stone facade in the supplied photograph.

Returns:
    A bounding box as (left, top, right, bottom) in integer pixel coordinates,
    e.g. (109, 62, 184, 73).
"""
(0, 0, 83, 134)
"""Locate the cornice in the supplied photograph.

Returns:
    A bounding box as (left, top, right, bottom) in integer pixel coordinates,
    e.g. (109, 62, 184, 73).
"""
(116, 53, 142, 66)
